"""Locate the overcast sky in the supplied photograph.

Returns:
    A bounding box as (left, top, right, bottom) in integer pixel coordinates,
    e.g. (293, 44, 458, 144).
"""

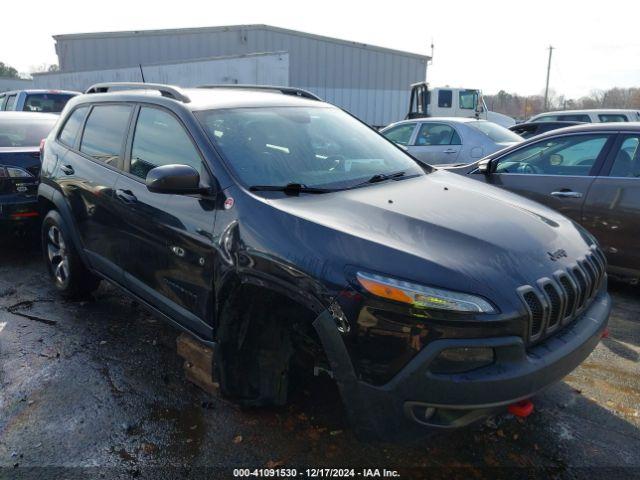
(2, 0, 639, 98)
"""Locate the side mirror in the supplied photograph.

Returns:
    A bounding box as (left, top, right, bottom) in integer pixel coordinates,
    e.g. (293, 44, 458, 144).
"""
(477, 158, 492, 174)
(146, 164, 203, 194)
(550, 153, 564, 165)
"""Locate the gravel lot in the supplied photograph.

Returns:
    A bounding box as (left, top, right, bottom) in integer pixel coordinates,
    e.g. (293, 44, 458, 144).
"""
(0, 233, 638, 479)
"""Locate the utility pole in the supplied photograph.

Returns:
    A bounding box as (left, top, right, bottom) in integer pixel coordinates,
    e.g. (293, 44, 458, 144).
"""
(543, 46, 554, 110)
(426, 40, 434, 81)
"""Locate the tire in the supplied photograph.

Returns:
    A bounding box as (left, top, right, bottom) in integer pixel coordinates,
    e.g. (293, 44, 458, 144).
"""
(218, 298, 294, 407)
(41, 210, 100, 298)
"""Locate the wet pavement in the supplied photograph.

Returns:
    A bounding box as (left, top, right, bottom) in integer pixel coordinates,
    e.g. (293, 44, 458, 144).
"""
(0, 234, 639, 479)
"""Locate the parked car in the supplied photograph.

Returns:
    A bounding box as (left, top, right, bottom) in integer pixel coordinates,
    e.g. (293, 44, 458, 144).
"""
(0, 112, 58, 233)
(528, 109, 640, 123)
(447, 123, 640, 283)
(0, 89, 79, 113)
(39, 83, 610, 437)
(381, 118, 522, 165)
(509, 121, 583, 139)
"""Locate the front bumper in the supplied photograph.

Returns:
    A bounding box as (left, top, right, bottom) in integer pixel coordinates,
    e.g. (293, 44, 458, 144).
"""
(314, 289, 611, 436)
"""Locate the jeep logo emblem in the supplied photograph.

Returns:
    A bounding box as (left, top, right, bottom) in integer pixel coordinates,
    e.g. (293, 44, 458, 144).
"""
(547, 249, 568, 261)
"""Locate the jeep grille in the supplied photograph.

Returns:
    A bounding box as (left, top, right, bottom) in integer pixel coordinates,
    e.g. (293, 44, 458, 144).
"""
(518, 247, 606, 344)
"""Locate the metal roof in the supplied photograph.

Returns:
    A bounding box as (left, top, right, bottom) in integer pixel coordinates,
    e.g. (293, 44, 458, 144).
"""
(52, 24, 430, 61)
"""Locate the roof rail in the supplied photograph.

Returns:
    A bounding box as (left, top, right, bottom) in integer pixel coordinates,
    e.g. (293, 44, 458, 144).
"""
(85, 82, 190, 103)
(196, 84, 321, 101)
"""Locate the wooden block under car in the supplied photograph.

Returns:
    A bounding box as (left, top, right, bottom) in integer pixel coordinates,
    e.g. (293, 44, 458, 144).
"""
(177, 333, 219, 395)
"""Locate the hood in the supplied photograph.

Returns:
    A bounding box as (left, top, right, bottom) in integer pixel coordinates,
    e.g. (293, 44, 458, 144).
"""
(265, 170, 593, 311)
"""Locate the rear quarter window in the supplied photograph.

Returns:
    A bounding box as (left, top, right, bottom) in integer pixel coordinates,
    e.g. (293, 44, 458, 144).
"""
(58, 107, 89, 148)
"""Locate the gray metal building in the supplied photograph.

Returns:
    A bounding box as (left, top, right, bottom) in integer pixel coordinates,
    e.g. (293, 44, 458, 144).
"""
(52, 25, 429, 126)
(0, 78, 34, 92)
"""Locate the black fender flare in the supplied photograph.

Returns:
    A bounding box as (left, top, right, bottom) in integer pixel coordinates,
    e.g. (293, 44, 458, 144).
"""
(312, 309, 407, 439)
(38, 182, 90, 267)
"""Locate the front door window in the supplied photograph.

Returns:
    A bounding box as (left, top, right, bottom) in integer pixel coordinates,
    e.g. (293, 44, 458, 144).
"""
(493, 134, 610, 176)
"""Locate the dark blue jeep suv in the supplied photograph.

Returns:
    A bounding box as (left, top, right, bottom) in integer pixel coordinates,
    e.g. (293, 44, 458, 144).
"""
(38, 83, 611, 437)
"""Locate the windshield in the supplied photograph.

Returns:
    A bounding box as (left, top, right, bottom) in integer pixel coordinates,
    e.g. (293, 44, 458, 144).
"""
(23, 93, 76, 113)
(197, 106, 425, 190)
(0, 119, 57, 147)
(468, 120, 522, 143)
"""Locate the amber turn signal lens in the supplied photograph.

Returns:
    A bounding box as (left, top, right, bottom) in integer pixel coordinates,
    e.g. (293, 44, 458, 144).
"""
(357, 276, 414, 304)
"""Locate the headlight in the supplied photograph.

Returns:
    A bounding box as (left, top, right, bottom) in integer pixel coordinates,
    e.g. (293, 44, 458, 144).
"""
(356, 271, 496, 313)
(0, 166, 34, 179)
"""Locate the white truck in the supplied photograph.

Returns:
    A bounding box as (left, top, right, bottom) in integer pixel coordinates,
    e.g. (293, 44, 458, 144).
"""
(407, 82, 515, 128)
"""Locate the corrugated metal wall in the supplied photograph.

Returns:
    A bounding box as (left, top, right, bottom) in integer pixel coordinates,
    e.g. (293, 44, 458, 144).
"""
(0, 78, 34, 92)
(32, 53, 289, 92)
(54, 25, 427, 126)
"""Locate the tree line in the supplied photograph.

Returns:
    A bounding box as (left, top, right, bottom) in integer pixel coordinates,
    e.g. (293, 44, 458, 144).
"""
(0, 61, 59, 79)
(484, 87, 640, 121)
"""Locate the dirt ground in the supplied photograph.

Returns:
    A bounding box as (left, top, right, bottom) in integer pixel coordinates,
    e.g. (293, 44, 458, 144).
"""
(0, 234, 638, 479)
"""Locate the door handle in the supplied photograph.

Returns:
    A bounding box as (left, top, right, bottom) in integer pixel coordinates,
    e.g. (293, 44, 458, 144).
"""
(59, 164, 74, 175)
(115, 189, 137, 204)
(551, 191, 583, 198)
(443, 149, 458, 154)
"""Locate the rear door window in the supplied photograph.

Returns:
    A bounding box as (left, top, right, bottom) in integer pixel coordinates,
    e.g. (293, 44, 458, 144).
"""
(80, 105, 132, 169)
(598, 114, 628, 123)
(608, 136, 640, 178)
(58, 107, 89, 148)
(382, 123, 416, 146)
(415, 123, 461, 145)
(129, 107, 203, 180)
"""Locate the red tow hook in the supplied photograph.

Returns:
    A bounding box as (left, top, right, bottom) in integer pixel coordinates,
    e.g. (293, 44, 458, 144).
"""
(601, 327, 610, 339)
(508, 399, 534, 418)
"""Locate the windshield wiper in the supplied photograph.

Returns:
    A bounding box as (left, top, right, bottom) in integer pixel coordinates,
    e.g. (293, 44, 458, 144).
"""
(350, 170, 407, 189)
(249, 183, 333, 196)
